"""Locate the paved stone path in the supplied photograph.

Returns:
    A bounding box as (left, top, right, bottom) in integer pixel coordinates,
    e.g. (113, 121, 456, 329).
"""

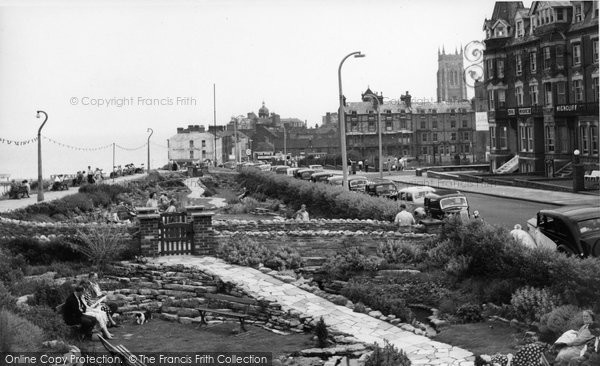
(152, 255, 475, 366)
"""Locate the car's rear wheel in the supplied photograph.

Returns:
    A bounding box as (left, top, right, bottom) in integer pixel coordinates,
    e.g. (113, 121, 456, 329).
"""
(557, 244, 575, 256)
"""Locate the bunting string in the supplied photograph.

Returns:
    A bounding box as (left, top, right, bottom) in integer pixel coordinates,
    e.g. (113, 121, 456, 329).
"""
(42, 135, 113, 151)
(0, 136, 38, 146)
(150, 141, 169, 149)
(115, 142, 147, 151)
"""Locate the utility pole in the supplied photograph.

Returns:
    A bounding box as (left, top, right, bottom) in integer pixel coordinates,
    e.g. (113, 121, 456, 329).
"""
(213, 83, 217, 167)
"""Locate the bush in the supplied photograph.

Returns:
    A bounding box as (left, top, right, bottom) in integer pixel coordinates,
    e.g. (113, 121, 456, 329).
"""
(0, 249, 26, 284)
(510, 286, 558, 323)
(215, 235, 303, 270)
(73, 225, 125, 268)
(4, 238, 85, 265)
(0, 282, 16, 311)
(353, 302, 367, 313)
(341, 280, 414, 322)
(365, 340, 411, 366)
(314, 317, 328, 348)
(263, 247, 304, 270)
(540, 305, 583, 335)
(29, 281, 74, 309)
(18, 305, 71, 340)
(377, 240, 424, 265)
(455, 303, 483, 323)
(0, 309, 45, 352)
(321, 245, 382, 282)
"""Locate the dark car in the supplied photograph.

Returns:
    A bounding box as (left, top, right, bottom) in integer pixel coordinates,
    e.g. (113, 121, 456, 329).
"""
(424, 189, 469, 220)
(311, 172, 335, 183)
(295, 169, 315, 180)
(365, 179, 398, 200)
(527, 206, 600, 257)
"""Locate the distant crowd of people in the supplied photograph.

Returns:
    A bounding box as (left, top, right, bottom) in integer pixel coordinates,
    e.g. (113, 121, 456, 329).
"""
(146, 192, 177, 213)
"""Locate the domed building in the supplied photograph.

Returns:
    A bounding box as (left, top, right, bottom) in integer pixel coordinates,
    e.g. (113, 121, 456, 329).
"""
(258, 101, 269, 118)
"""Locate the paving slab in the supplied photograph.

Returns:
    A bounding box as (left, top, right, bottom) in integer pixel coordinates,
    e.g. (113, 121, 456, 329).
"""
(151, 255, 475, 365)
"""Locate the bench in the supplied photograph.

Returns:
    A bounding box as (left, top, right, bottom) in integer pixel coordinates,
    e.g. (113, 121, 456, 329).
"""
(584, 170, 600, 183)
(8, 186, 29, 199)
(196, 293, 254, 332)
(99, 334, 147, 366)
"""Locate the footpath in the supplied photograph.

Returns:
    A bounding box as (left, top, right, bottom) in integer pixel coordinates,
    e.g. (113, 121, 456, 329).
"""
(0, 173, 147, 213)
(153, 255, 475, 366)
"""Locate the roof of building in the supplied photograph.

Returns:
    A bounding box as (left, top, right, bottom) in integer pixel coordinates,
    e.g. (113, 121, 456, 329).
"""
(491, 1, 524, 24)
(345, 101, 411, 114)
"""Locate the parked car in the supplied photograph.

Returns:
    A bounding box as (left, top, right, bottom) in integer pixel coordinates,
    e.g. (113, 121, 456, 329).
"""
(308, 165, 323, 171)
(326, 175, 368, 192)
(398, 186, 436, 206)
(424, 189, 469, 220)
(295, 169, 316, 180)
(311, 172, 335, 183)
(258, 164, 272, 172)
(527, 206, 600, 257)
(287, 167, 301, 177)
(273, 165, 289, 174)
(365, 178, 398, 200)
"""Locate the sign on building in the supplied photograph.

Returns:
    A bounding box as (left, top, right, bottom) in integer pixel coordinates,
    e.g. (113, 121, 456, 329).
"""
(475, 112, 489, 131)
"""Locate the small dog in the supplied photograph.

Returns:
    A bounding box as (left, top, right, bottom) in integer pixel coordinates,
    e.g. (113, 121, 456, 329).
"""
(134, 310, 152, 325)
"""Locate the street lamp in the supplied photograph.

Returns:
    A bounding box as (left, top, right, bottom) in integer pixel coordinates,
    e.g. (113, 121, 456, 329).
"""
(147, 128, 153, 171)
(35, 111, 48, 202)
(572, 149, 584, 192)
(338, 51, 365, 191)
(364, 93, 383, 178)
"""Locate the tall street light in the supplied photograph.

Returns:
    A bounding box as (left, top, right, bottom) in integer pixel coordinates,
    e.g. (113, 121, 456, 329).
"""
(364, 93, 383, 179)
(147, 128, 153, 171)
(338, 51, 365, 191)
(35, 111, 48, 202)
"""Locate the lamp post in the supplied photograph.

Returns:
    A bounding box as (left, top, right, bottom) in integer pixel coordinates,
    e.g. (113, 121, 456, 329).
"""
(364, 93, 383, 179)
(146, 128, 153, 171)
(35, 111, 48, 202)
(283, 124, 287, 157)
(572, 149, 584, 192)
(338, 51, 365, 191)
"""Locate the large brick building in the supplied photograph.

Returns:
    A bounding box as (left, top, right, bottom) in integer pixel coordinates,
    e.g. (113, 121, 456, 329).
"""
(483, 1, 599, 174)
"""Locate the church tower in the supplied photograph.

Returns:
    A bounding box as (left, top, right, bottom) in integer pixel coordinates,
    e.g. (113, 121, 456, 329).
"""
(436, 46, 468, 102)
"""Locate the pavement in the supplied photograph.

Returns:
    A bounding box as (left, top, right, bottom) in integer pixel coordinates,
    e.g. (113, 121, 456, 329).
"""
(153, 255, 475, 366)
(333, 169, 600, 207)
(0, 173, 147, 213)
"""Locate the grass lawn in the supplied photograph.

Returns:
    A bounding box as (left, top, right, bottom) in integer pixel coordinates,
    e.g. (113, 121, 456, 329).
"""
(81, 320, 314, 356)
(433, 321, 521, 355)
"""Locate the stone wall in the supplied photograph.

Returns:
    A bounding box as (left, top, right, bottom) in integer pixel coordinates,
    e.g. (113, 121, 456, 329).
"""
(106, 262, 310, 332)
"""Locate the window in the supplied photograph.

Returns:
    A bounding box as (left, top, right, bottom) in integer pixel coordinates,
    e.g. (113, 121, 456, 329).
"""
(488, 90, 495, 110)
(462, 120, 468, 128)
(451, 132, 457, 141)
(432, 120, 438, 129)
(573, 44, 581, 65)
(556, 45, 564, 69)
(450, 109, 456, 116)
(202, 150, 206, 158)
(557, 9, 564, 21)
(545, 83, 553, 106)
(543, 47, 551, 69)
(516, 54, 522, 75)
(527, 126, 533, 151)
(498, 89, 506, 108)
(530, 52, 537, 73)
(386, 120, 392, 131)
(189, 151, 194, 159)
(368, 120, 375, 132)
(546, 125, 555, 152)
(450, 120, 456, 128)
(594, 77, 599, 102)
(497, 59, 504, 78)
(557, 82, 566, 104)
(520, 126, 527, 151)
(580, 126, 589, 154)
(487, 59, 494, 79)
(421, 146, 428, 155)
(593, 39, 599, 63)
(515, 86, 524, 106)
(530, 84, 539, 105)
(433, 133, 438, 141)
(574, 4, 583, 22)
(499, 126, 507, 149)
(516, 21, 524, 37)
(592, 125, 599, 155)
(490, 127, 496, 149)
(573, 80, 583, 102)
(201, 140, 206, 148)
(463, 132, 469, 140)
(189, 140, 194, 148)
(420, 120, 426, 129)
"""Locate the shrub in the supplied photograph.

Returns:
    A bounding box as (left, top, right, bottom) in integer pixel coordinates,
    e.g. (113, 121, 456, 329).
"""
(0, 282, 16, 311)
(341, 280, 414, 322)
(215, 235, 302, 270)
(455, 303, 483, 323)
(29, 281, 74, 309)
(18, 305, 71, 340)
(0, 309, 45, 352)
(314, 317, 328, 348)
(320, 247, 382, 282)
(73, 225, 125, 268)
(263, 247, 304, 270)
(365, 340, 411, 366)
(4, 238, 85, 265)
(353, 302, 367, 313)
(539, 305, 582, 337)
(510, 286, 559, 323)
(377, 240, 424, 265)
(0, 249, 25, 284)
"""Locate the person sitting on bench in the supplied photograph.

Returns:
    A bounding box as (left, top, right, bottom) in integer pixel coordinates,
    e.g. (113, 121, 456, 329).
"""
(63, 285, 97, 340)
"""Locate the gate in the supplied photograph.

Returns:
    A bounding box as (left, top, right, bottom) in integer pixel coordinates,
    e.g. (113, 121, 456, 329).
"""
(159, 212, 194, 255)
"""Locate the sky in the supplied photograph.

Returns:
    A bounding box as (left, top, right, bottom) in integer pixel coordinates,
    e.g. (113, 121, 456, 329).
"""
(0, 0, 527, 179)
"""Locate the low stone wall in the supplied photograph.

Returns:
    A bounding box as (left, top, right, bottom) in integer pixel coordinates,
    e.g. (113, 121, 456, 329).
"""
(0, 216, 133, 242)
(106, 262, 311, 333)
